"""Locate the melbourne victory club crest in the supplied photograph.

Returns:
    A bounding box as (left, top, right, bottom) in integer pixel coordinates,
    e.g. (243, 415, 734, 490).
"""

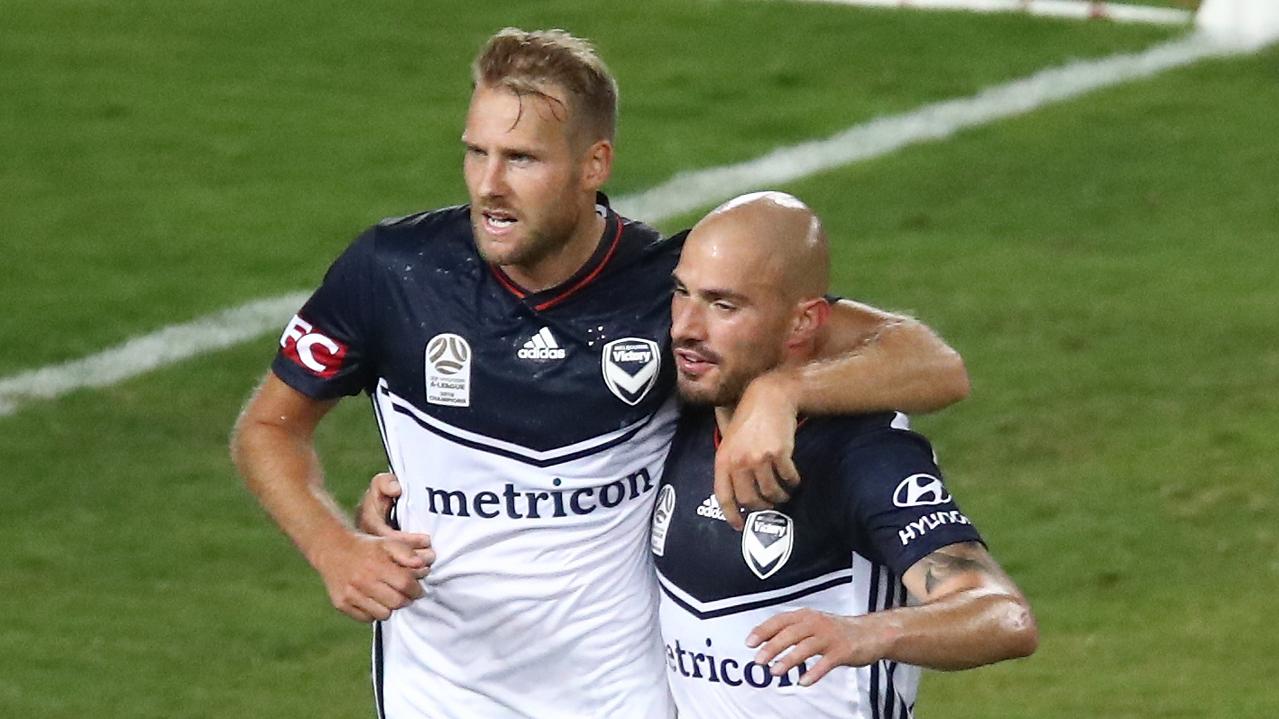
(601, 337, 660, 405)
(741, 510, 794, 580)
(425, 333, 472, 407)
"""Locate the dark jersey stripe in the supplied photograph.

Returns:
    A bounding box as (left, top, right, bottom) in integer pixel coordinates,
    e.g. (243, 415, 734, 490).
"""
(658, 573, 853, 620)
(373, 621, 386, 719)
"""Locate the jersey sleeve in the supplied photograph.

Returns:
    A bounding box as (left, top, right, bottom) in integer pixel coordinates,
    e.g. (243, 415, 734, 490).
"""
(271, 228, 379, 399)
(835, 428, 984, 577)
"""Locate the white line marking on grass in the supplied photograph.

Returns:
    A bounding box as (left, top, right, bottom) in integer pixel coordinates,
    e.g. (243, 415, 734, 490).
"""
(0, 32, 1255, 417)
(781, 0, 1193, 25)
(0, 293, 309, 415)
(616, 32, 1240, 224)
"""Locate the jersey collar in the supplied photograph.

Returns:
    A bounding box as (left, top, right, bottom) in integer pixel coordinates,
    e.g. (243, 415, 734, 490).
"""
(488, 192, 623, 312)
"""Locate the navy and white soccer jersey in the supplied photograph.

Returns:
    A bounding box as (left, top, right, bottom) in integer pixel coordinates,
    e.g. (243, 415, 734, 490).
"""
(652, 408, 983, 719)
(274, 198, 682, 719)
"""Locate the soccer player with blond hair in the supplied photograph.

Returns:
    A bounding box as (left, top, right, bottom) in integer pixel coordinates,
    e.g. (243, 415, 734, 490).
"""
(233, 29, 970, 718)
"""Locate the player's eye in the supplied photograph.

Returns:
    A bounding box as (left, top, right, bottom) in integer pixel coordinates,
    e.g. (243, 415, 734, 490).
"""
(712, 300, 737, 313)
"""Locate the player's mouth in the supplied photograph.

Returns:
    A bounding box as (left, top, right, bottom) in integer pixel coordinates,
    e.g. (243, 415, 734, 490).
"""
(480, 208, 519, 236)
(674, 346, 718, 379)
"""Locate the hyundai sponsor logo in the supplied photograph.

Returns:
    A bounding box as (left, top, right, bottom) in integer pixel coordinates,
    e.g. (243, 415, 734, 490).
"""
(892, 473, 951, 508)
(898, 510, 971, 545)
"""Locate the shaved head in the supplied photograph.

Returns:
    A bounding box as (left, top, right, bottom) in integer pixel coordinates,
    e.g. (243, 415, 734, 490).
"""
(689, 191, 829, 304)
(671, 191, 834, 408)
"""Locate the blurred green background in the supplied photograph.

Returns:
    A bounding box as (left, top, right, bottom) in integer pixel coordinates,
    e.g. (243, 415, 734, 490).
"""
(2, 0, 1275, 717)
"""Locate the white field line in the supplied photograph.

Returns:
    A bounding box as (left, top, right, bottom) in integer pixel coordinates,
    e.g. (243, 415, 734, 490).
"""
(782, 0, 1193, 25)
(0, 32, 1249, 417)
(615, 32, 1237, 223)
(0, 293, 309, 416)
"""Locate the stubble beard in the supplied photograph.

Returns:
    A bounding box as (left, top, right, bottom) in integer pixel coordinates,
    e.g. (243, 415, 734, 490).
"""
(471, 194, 584, 270)
(676, 363, 759, 409)
(676, 345, 784, 408)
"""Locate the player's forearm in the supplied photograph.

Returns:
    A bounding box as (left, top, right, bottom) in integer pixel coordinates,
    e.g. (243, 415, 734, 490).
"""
(797, 317, 970, 415)
(866, 588, 1037, 670)
(230, 420, 355, 570)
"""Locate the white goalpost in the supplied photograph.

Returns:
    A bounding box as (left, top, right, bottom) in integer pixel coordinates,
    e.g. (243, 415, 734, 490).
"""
(1196, 0, 1279, 47)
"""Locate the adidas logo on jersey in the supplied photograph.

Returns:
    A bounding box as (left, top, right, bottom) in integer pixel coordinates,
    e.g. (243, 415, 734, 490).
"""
(518, 327, 567, 360)
(696, 494, 726, 522)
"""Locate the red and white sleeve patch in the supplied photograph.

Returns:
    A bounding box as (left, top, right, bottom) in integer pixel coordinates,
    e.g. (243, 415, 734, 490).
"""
(279, 314, 349, 379)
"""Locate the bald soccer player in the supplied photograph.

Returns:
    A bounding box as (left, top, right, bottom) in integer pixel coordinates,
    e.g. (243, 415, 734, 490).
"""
(651, 192, 1037, 718)
(236, 29, 972, 719)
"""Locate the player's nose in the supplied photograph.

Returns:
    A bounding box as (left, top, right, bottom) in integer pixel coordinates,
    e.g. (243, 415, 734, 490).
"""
(670, 297, 705, 343)
(477, 157, 509, 198)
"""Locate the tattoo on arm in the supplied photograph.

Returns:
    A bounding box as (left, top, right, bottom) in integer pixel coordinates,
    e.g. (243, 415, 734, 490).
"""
(918, 544, 996, 595)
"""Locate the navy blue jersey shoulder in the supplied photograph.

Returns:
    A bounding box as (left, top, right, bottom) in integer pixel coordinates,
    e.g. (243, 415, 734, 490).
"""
(654, 406, 982, 608)
(273, 200, 684, 452)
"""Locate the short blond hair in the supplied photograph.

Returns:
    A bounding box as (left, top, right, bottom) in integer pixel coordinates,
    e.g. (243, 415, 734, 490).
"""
(472, 27, 618, 144)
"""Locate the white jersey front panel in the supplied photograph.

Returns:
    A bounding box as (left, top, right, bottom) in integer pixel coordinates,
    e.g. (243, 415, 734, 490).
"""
(376, 382, 679, 719)
(658, 556, 920, 719)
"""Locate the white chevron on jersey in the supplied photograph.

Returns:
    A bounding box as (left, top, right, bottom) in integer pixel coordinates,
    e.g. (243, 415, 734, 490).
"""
(657, 567, 854, 619)
(372, 380, 679, 719)
(375, 379, 655, 466)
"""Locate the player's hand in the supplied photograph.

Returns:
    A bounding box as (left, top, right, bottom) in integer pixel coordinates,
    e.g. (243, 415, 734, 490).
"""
(312, 531, 432, 623)
(746, 609, 886, 687)
(357, 471, 402, 535)
(357, 472, 434, 567)
(714, 371, 802, 530)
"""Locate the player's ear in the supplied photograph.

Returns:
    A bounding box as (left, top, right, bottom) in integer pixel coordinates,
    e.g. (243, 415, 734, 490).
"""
(579, 138, 613, 191)
(786, 298, 831, 349)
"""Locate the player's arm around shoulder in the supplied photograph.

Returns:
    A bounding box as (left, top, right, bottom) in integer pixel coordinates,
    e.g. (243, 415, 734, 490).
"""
(802, 298, 970, 414)
(712, 299, 968, 528)
(230, 374, 431, 623)
(747, 541, 1037, 686)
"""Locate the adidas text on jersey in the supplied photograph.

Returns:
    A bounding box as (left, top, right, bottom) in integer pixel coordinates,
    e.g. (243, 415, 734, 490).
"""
(518, 326, 567, 360)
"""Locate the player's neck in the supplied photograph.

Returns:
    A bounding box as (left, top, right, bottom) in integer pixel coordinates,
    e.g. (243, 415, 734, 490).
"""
(711, 354, 812, 434)
(500, 208, 606, 292)
(713, 405, 737, 435)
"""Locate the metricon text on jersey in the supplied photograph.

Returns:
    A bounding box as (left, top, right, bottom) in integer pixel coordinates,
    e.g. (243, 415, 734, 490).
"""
(420, 469, 656, 520)
(665, 638, 810, 689)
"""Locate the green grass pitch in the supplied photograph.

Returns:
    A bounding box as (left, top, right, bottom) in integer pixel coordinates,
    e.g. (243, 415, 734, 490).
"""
(0, 1, 1274, 717)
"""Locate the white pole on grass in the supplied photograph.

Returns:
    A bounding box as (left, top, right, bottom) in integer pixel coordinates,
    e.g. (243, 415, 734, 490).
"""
(1196, 0, 1279, 48)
